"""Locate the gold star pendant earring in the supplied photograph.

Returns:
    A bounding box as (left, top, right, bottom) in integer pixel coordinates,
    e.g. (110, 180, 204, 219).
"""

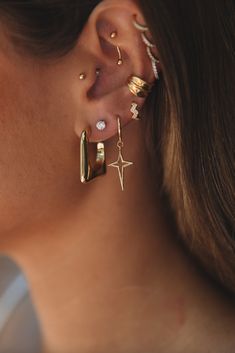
(108, 116, 133, 191)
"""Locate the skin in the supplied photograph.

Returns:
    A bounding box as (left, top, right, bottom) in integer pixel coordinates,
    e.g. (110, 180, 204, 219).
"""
(0, 1, 234, 352)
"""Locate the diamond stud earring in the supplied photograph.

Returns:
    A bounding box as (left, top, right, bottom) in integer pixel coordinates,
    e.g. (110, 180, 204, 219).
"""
(133, 15, 160, 80)
(96, 120, 107, 131)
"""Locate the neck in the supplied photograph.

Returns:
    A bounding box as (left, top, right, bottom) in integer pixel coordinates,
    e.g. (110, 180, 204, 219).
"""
(1, 121, 235, 353)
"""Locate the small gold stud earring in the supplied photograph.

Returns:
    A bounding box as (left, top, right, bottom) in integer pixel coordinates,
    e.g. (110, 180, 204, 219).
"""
(80, 130, 106, 183)
(79, 73, 86, 80)
(110, 31, 117, 39)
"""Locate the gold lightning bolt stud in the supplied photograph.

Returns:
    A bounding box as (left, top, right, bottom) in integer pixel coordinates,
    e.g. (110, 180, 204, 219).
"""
(130, 102, 141, 121)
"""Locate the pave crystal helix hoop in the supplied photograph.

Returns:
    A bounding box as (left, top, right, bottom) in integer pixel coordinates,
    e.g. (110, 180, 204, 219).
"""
(80, 130, 106, 183)
(108, 117, 133, 191)
(133, 15, 160, 80)
(127, 75, 152, 98)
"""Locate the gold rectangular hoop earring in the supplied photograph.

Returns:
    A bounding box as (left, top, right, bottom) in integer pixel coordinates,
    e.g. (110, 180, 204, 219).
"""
(80, 130, 106, 183)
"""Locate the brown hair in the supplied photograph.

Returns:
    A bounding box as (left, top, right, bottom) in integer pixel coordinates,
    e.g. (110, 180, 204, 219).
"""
(0, 0, 234, 294)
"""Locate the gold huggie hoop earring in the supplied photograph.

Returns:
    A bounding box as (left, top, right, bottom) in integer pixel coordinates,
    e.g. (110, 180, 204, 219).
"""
(80, 130, 106, 183)
(127, 75, 152, 98)
(108, 117, 133, 191)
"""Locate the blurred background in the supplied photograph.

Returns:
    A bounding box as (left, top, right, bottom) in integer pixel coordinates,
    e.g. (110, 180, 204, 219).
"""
(0, 255, 42, 353)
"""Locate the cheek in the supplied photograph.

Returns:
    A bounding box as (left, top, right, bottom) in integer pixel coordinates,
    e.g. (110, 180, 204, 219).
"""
(0, 70, 80, 235)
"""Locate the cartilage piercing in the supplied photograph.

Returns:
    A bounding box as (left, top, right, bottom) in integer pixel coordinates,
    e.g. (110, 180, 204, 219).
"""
(127, 75, 152, 98)
(110, 31, 123, 66)
(130, 102, 141, 121)
(79, 73, 86, 80)
(133, 15, 160, 80)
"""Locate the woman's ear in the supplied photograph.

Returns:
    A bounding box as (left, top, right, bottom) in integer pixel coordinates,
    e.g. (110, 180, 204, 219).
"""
(73, 0, 161, 142)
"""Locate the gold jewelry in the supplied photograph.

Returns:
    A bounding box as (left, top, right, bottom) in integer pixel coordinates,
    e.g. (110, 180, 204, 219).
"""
(130, 76, 151, 91)
(130, 102, 141, 120)
(116, 46, 123, 66)
(80, 130, 106, 183)
(133, 15, 160, 80)
(110, 31, 117, 39)
(79, 73, 86, 80)
(110, 31, 123, 66)
(108, 117, 133, 191)
(127, 75, 152, 98)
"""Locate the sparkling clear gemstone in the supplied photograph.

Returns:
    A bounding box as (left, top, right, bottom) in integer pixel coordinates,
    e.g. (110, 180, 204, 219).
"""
(96, 120, 106, 131)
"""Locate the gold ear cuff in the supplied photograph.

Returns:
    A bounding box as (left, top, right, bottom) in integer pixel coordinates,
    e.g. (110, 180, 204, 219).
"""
(127, 75, 152, 98)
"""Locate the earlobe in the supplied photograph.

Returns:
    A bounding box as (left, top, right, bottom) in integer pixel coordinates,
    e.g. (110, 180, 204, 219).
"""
(74, 0, 161, 144)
